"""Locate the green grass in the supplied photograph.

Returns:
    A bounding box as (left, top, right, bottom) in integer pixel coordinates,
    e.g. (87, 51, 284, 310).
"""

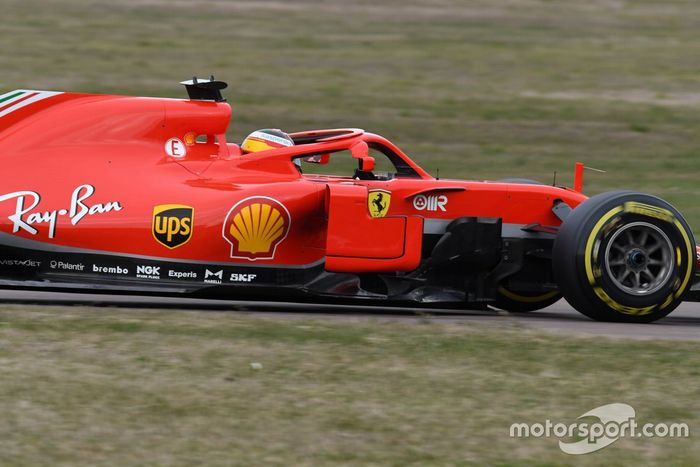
(0, 305, 699, 466)
(3, 0, 700, 228)
(3, 1, 700, 464)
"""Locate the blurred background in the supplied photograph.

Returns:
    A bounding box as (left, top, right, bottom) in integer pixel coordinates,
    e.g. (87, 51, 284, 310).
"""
(4, 0, 700, 229)
(2, 2, 700, 465)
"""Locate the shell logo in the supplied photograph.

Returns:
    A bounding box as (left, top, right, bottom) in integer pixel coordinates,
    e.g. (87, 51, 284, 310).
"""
(222, 196, 291, 260)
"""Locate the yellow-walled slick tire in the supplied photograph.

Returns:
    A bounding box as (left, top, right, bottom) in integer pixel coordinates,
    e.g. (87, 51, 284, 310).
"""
(553, 192, 695, 323)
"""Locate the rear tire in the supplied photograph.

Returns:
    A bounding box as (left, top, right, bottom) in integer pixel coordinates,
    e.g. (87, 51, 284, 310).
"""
(553, 191, 695, 322)
(494, 286, 561, 313)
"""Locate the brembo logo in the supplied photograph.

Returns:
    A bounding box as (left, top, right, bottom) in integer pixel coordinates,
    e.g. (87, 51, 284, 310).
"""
(222, 196, 291, 261)
(0, 185, 122, 238)
(152, 204, 194, 249)
(93, 265, 129, 275)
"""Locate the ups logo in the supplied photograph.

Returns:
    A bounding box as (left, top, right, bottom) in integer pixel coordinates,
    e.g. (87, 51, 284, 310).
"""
(152, 204, 194, 249)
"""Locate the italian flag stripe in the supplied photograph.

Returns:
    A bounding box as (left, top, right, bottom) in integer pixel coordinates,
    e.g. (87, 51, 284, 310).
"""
(0, 90, 63, 119)
(0, 92, 38, 113)
(0, 90, 25, 104)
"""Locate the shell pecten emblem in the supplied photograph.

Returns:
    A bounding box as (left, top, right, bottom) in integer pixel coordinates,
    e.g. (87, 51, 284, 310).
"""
(368, 189, 391, 218)
(222, 196, 291, 260)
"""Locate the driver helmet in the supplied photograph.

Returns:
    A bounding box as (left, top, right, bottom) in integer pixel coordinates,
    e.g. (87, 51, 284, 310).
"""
(241, 129, 294, 153)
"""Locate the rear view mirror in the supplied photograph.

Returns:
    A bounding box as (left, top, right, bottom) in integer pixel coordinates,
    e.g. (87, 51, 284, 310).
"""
(359, 156, 375, 172)
(350, 141, 373, 172)
(351, 141, 369, 159)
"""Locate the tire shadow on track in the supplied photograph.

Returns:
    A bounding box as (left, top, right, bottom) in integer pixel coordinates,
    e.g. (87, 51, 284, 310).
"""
(508, 309, 700, 326)
(0, 290, 490, 317)
(1, 291, 700, 336)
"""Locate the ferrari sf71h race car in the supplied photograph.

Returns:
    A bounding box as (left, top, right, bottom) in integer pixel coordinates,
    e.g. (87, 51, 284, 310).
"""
(0, 78, 699, 322)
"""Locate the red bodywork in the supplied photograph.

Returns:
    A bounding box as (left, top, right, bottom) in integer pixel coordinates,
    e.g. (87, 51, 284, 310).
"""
(0, 88, 697, 304)
(0, 92, 586, 266)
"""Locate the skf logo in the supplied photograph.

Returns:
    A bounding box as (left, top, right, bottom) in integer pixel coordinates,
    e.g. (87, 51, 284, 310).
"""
(222, 196, 291, 261)
(413, 194, 448, 212)
(152, 204, 194, 249)
(368, 189, 391, 218)
(230, 273, 257, 282)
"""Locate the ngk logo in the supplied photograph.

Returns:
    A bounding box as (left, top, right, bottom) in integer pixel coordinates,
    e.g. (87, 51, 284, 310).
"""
(413, 194, 448, 212)
(137, 265, 160, 275)
(136, 265, 161, 279)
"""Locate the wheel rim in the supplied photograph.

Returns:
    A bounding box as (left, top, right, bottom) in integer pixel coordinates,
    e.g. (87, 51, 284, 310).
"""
(604, 221, 674, 296)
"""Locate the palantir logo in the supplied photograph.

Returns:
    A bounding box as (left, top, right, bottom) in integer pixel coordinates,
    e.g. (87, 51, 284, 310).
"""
(510, 403, 689, 455)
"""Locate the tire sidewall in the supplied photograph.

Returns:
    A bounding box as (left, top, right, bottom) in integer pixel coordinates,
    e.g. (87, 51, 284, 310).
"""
(554, 191, 695, 321)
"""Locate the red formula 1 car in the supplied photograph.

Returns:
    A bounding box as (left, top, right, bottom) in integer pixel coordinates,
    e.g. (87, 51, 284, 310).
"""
(0, 78, 698, 322)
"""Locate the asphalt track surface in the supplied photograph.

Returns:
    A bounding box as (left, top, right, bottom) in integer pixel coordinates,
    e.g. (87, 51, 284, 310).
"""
(1, 290, 699, 341)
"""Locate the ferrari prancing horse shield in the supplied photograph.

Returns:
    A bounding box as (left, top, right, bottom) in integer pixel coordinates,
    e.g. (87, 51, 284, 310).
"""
(368, 189, 391, 218)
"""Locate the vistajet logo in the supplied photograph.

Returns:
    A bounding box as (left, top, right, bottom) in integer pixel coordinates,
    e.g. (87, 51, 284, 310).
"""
(0, 259, 41, 267)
